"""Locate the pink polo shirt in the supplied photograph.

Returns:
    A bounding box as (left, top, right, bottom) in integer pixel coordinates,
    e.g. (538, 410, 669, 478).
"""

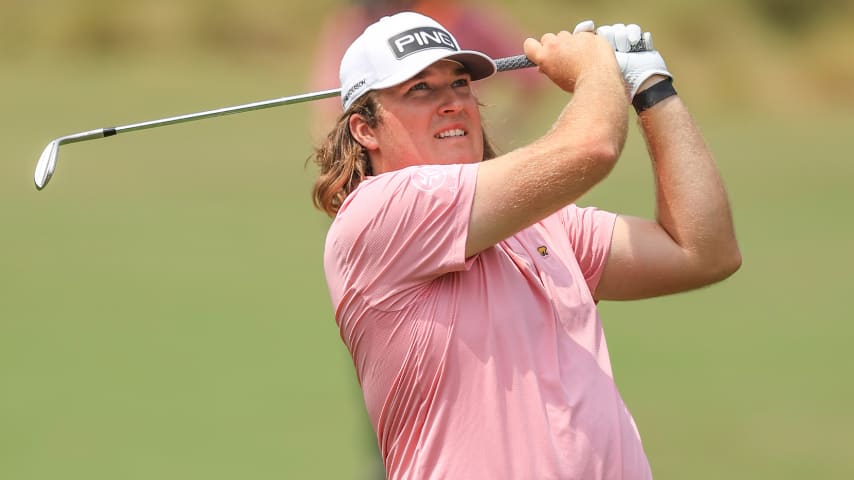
(323, 163, 651, 480)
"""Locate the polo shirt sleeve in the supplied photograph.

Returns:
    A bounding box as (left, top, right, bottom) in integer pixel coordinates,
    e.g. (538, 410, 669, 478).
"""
(561, 204, 618, 295)
(325, 163, 479, 311)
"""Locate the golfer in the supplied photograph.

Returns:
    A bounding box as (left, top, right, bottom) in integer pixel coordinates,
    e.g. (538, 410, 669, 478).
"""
(312, 11, 740, 480)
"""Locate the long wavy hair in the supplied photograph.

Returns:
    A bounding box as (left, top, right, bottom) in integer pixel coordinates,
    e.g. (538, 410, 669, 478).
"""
(311, 92, 498, 217)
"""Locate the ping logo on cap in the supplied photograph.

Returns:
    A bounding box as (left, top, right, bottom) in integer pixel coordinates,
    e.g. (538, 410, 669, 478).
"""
(388, 27, 458, 59)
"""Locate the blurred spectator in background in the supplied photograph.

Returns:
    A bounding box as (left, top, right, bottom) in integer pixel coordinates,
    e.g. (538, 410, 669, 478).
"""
(308, 0, 545, 143)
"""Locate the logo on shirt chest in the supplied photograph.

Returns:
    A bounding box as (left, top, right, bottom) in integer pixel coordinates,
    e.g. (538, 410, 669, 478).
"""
(537, 245, 549, 257)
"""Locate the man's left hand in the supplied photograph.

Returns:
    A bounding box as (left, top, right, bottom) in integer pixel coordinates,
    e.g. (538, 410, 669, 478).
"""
(595, 23, 672, 98)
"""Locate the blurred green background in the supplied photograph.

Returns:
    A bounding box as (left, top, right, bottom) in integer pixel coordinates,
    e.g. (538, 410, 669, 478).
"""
(2, 0, 852, 478)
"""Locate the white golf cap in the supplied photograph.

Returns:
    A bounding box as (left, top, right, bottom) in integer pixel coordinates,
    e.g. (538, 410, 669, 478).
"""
(339, 11, 497, 111)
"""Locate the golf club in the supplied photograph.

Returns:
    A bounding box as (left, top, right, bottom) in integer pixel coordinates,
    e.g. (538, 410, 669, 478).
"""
(33, 54, 535, 190)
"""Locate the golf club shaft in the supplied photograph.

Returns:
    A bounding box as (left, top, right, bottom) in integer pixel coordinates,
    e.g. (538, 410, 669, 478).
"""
(34, 54, 535, 190)
(63, 55, 534, 144)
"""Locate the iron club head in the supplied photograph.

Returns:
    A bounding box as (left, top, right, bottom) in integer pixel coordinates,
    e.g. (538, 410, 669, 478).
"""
(34, 139, 59, 190)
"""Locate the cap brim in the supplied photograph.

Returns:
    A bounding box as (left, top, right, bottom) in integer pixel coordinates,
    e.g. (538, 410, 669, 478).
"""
(372, 50, 497, 91)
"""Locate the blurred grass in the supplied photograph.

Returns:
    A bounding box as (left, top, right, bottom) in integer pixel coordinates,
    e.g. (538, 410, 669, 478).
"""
(2, 1, 854, 479)
(1, 55, 371, 479)
(2, 0, 852, 111)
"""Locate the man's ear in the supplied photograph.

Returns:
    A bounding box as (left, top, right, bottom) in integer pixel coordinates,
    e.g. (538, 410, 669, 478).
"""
(349, 114, 379, 151)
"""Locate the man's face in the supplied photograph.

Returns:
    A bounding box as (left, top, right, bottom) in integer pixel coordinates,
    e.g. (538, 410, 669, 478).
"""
(370, 60, 484, 172)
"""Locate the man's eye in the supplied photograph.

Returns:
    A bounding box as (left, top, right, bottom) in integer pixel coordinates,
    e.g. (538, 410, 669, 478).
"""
(409, 82, 429, 92)
(452, 79, 470, 88)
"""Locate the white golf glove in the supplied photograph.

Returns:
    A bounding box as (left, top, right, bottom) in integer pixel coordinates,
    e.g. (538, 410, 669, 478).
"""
(572, 20, 596, 33)
(595, 23, 672, 98)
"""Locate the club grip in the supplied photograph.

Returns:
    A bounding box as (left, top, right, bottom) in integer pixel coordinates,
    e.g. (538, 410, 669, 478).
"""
(495, 55, 536, 72)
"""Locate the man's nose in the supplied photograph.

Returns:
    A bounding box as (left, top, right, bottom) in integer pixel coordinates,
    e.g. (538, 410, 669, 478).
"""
(437, 87, 464, 115)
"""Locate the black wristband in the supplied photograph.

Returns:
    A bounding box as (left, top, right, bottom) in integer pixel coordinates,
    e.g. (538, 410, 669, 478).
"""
(632, 78, 677, 114)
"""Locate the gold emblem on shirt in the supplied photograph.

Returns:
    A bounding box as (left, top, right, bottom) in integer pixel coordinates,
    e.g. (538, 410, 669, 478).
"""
(537, 246, 549, 257)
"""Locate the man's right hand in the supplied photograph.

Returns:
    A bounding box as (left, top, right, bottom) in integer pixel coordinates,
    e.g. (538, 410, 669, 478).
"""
(522, 21, 620, 94)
